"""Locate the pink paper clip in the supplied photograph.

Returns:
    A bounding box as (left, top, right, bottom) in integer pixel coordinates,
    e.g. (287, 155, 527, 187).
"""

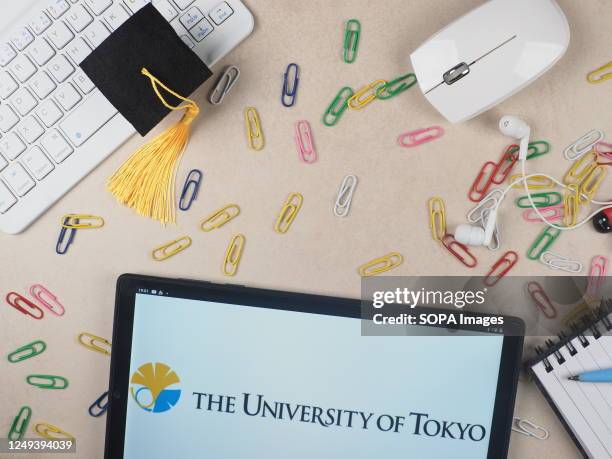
(522, 205, 564, 223)
(30, 284, 65, 316)
(294, 120, 317, 164)
(527, 282, 557, 319)
(586, 256, 608, 298)
(397, 126, 444, 148)
(595, 141, 612, 156)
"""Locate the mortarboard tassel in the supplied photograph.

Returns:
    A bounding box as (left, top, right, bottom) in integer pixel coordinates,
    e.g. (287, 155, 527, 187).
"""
(107, 67, 200, 224)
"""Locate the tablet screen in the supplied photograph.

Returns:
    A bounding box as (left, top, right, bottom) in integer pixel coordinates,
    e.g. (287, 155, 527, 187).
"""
(123, 293, 504, 459)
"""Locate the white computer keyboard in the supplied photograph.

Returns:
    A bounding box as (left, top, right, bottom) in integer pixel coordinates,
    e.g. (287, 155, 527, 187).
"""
(0, 0, 253, 234)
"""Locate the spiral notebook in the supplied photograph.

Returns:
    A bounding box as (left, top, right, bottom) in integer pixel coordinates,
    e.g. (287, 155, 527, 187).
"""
(528, 299, 612, 459)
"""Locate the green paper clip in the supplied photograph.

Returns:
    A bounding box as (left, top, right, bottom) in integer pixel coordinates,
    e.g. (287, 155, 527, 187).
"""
(516, 192, 562, 208)
(526, 141, 551, 160)
(9, 406, 32, 441)
(343, 19, 360, 63)
(8, 340, 47, 363)
(527, 227, 561, 260)
(26, 374, 69, 390)
(322, 87, 354, 126)
(376, 73, 418, 100)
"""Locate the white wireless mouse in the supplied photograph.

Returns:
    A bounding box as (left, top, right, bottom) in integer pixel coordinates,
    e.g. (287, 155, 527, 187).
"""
(410, 0, 570, 123)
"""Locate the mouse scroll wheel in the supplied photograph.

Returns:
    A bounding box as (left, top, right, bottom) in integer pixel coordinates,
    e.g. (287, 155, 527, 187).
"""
(443, 62, 470, 85)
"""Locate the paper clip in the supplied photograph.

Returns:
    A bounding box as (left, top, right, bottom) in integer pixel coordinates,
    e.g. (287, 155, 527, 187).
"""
(398, 126, 444, 148)
(56, 216, 78, 255)
(467, 189, 503, 223)
(222, 234, 245, 276)
(515, 191, 562, 209)
(8, 406, 31, 441)
(151, 236, 192, 261)
(563, 150, 597, 185)
(209, 65, 240, 105)
(26, 374, 69, 390)
(281, 63, 299, 107)
(357, 252, 404, 277)
(525, 141, 551, 160)
(563, 129, 604, 161)
(322, 87, 353, 126)
(61, 214, 104, 229)
(78, 332, 111, 355)
(484, 251, 518, 286)
(428, 197, 446, 241)
(34, 422, 74, 440)
(587, 61, 612, 84)
(89, 391, 109, 417)
(586, 256, 608, 298)
(539, 251, 583, 273)
(596, 141, 612, 156)
(509, 174, 555, 190)
(29, 284, 65, 316)
(334, 175, 358, 218)
(480, 208, 501, 251)
(563, 184, 580, 227)
(579, 165, 607, 204)
(179, 169, 203, 211)
(512, 417, 549, 440)
(527, 227, 561, 260)
(522, 205, 564, 223)
(295, 120, 317, 164)
(8, 340, 47, 363)
(527, 282, 557, 319)
(201, 204, 240, 231)
(469, 163, 498, 203)
(491, 145, 519, 184)
(245, 107, 264, 151)
(343, 19, 360, 63)
(441, 234, 477, 268)
(6, 292, 44, 320)
(376, 73, 417, 100)
(348, 80, 386, 110)
(274, 192, 303, 234)
(562, 302, 591, 328)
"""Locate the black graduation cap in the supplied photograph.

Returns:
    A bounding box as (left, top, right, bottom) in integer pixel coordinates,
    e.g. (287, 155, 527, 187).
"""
(80, 4, 212, 136)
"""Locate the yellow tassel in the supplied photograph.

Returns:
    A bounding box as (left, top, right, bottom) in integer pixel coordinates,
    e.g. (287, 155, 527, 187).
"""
(107, 68, 200, 224)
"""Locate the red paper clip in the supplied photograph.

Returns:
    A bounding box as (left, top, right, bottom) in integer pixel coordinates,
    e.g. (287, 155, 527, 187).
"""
(522, 205, 564, 223)
(30, 284, 65, 317)
(527, 282, 557, 319)
(6, 292, 44, 320)
(442, 234, 477, 268)
(484, 251, 518, 286)
(491, 145, 518, 184)
(397, 126, 444, 148)
(468, 161, 497, 202)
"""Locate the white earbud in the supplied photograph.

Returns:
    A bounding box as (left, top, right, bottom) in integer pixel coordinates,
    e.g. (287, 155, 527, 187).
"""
(455, 208, 498, 247)
(499, 116, 531, 160)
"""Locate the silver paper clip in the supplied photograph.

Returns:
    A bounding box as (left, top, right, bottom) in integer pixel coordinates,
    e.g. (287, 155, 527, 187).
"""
(512, 417, 549, 440)
(563, 129, 604, 161)
(481, 208, 501, 251)
(539, 251, 583, 273)
(467, 189, 504, 223)
(209, 65, 240, 105)
(334, 175, 358, 217)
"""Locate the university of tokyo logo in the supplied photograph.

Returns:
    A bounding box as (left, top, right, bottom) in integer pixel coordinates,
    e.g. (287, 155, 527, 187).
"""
(130, 362, 181, 413)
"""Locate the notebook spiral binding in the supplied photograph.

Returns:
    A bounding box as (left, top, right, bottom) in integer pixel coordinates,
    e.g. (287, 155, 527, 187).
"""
(534, 298, 612, 373)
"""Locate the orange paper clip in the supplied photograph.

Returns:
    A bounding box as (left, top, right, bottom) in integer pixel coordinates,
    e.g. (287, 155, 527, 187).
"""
(442, 234, 477, 268)
(527, 282, 557, 319)
(6, 292, 44, 320)
(484, 251, 518, 286)
(29, 284, 65, 316)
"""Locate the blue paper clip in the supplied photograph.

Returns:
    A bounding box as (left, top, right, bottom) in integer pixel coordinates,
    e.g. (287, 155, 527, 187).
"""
(179, 169, 203, 211)
(281, 63, 299, 107)
(56, 217, 78, 255)
(88, 391, 109, 417)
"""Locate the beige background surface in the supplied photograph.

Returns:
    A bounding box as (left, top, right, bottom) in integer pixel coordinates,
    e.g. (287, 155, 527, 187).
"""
(1, 0, 612, 457)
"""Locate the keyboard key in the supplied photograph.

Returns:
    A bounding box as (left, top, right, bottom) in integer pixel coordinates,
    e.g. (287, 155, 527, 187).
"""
(18, 116, 45, 144)
(59, 89, 117, 146)
(10, 28, 35, 51)
(48, 55, 75, 83)
(41, 129, 73, 162)
(29, 71, 57, 99)
(66, 5, 93, 32)
(29, 38, 56, 66)
(73, 71, 95, 93)
(0, 43, 17, 67)
(190, 19, 214, 42)
(103, 4, 130, 30)
(3, 163, 35, 196)
(55, 83, 82, 110)
(9, 55, 37, 82)
(0, 180, 17, 213)
(47, 21, 75, 49)
(65, 37, 91, 64)
(124, 0, 151, 13)
(153, 0, 178, 21)
(0, 105, 19, 132)
(22, 146, 54, 180)
(11, 87, 38, 116)
(0, 154, 7, 171)
(180, 34, 194, 49)
(37, 99, 63, 127)
(83, 21, 110, 48)
(47, 0, 71, 19)
(29, 11, 53, 35)
(0, 72, 18, 99)
(209, 2, 233, 25)
(0, 132, 26, 159)
(172, 0, 194, 10)
(85, 0, 113, 15)
(180, 7, 204, 29)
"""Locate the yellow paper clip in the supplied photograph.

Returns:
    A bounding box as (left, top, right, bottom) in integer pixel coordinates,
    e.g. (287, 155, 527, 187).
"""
(563, 151, 597, 185)
(509, 174, 555, 190)
(78, 332, 111, 355)
(34, 422, 75, 441)
(561, 302, 591, 328)
(587, 61, 612, 84)
(358, 253, 404, 277)
(201, 204, 240, 232)
(245, 107, 264, 151)
(61, 214, 104, 229)
(563, 184, 580, 228)
(151, 236, 192, 261)
(428, 197, 446, 241)
(222, 234, 246, 276)
(347, 80, 386, 110)
(274, 192, 303, 234)
(579, 165, 607, 205)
